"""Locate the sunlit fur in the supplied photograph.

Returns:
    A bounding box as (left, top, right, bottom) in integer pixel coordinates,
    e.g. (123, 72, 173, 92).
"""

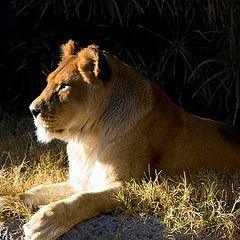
(34, 118, 55, 143)
(18, 40, 240, 240)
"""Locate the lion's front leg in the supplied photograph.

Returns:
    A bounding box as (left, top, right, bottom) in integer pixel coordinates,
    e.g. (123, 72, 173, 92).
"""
(23, 181, 123, 240)
(18, 182, 78, 209)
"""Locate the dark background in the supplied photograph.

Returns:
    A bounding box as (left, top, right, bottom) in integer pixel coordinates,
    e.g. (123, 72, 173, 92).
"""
(0, 0, 240, 129)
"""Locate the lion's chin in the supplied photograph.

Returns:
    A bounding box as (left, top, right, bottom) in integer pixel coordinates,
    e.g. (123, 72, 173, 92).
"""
(35, 124, 56, 143)
(34, 119, 64, 143)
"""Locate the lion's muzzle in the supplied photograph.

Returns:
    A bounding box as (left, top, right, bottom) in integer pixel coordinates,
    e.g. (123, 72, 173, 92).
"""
(29, 103, 41, 118)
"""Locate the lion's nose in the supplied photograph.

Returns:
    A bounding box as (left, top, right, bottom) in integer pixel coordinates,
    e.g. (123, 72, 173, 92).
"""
(29, 104, 41, 118)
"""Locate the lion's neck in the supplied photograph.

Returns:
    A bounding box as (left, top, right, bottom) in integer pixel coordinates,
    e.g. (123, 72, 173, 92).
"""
(100, 69, 153, 139)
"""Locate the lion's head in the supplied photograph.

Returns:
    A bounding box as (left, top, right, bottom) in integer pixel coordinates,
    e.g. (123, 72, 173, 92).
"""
(30, 40, 111, 142)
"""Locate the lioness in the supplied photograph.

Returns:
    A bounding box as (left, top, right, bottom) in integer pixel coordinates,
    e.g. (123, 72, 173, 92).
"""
(17, 41, 240, 239)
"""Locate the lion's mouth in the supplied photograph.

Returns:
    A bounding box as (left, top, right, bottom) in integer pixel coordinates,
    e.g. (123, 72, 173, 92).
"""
(35, 117, 65, 134)
(54, 129, 64, 133)
(44, 127, 65, 134)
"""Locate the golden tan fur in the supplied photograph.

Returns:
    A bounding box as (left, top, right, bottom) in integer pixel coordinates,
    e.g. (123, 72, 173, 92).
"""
(8, 40, 240, 239)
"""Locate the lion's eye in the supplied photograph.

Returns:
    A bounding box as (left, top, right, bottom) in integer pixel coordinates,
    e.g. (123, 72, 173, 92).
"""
(58, 83, 70, 92)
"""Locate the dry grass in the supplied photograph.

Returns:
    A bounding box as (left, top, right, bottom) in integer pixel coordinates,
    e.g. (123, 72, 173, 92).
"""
(0, 153, 67, 221)
(116, 172, 240, 239)
(0, 115, 67, 221)
(1, 115, 240, 239)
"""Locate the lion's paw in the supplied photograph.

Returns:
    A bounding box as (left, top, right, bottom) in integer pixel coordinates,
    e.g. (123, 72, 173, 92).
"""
(18, 192, 39, 209)
(23, 202, 70, 240)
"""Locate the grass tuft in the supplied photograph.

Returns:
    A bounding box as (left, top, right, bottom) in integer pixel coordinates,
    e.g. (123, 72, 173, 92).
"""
(116, 172, 240, 239)
(0, 152, 67, 222)
(0, 116, 67, 222)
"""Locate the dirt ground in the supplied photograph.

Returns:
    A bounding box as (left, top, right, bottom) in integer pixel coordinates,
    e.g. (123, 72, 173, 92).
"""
(0, 215, 220, 240)
(0, 215, 166, 240)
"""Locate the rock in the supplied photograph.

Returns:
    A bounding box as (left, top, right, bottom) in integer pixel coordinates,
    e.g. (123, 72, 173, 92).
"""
(0, 218, 26, 240)
(0, 215, 165, 240)
(61, 215, 164, 240)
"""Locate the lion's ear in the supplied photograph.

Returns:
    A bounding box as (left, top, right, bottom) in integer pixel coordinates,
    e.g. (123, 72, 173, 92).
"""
(61, 40, 75, 59)
(77, 45, 110, 83)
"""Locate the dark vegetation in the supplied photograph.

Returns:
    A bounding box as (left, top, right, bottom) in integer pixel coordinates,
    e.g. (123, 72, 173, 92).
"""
(0, 0, 240, 128)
